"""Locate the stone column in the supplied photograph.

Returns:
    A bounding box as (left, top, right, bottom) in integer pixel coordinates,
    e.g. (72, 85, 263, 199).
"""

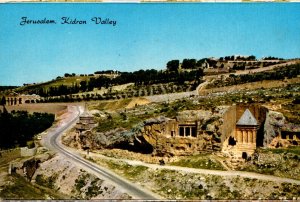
(248, 130, 252, 144)
(253, 130, 257, 144)
(243, 130, 247, 143)
(237, 130, 242, 143)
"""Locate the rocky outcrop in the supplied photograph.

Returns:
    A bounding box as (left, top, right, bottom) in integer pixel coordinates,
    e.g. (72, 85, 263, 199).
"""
(264, 111, 285, 147)
(12, 151, 131, 199)
(32, 154, 131, 199)
(93, 117, 170, 154)
(82, 110, 224, 157)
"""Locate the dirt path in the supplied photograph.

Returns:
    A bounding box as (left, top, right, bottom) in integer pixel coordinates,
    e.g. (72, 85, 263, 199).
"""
(83, 151, 300, 185)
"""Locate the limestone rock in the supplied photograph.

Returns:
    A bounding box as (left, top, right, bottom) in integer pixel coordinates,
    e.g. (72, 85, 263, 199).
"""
(264, 111, 285, 147)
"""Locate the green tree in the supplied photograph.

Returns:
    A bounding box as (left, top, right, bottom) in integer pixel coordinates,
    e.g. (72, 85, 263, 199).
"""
(182, 59, 197, 69)
(0, 96, 6, 106)
(80, 81, 87, 92)
(166, 60, 180, 72)
(248, 55, 256, 61)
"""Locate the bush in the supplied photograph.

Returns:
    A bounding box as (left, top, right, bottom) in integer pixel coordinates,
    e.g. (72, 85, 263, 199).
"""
(292, 95, 300, 104)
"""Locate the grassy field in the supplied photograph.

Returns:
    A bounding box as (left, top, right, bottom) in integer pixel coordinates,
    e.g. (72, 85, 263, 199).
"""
(169, 154, 225, 170)
(263, 146, 300, 156)
(84, 155, 300, 200)
(0, 149, 21, 167)
(16, 76, 92, 91)
(90, 99, 133, 111)
(241, 147, 300, 180)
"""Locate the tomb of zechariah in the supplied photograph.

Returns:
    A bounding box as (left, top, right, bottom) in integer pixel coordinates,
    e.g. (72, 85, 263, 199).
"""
(224, 109, 258, 159)
(221, 104, 268, 159)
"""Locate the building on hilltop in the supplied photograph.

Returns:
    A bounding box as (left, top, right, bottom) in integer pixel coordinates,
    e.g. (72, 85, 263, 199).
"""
(5, 92, 41, 105)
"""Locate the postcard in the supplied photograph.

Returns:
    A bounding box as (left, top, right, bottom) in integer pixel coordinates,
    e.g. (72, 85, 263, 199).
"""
(0, 3, 299, 200)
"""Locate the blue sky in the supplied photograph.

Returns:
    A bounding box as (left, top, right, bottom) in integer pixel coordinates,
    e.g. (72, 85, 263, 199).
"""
(0, 3, 299, 86)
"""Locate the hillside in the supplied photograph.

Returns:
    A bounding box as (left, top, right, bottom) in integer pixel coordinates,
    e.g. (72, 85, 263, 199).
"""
(3, 56, 298, 105)
(1, 56, 300, 200)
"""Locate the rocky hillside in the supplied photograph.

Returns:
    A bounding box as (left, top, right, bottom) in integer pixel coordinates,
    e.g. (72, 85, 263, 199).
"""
(11, 151, 131, 199)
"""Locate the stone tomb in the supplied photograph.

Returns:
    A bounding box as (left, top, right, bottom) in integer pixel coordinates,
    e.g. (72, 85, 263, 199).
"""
(234, 109, 258, 158)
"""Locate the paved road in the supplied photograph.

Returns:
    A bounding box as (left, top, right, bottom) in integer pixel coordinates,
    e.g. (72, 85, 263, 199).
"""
(42, 105, 159, 200)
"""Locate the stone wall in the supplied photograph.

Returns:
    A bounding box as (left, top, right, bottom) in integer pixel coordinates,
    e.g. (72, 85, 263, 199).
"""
(20, 146, 37, 157)
(219, 105, 236, 144)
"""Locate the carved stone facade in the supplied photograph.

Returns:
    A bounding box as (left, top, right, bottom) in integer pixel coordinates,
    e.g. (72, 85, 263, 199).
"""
(140, 105, 267, 157)
(221, 105, 268, 159)
(280, 123, 300, 141)
(141, 110, 221, 156)
(233, 109, 258, 158)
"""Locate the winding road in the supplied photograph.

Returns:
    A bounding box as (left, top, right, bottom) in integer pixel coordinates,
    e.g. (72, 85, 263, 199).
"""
(42, 105, 159, 199)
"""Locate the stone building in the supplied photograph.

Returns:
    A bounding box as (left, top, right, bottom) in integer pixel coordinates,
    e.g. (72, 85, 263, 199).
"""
(75, 110, 97, 132)
(5, 92, 40, 105)
(75, 107, 97, 149)
(221, 104, 268, 159)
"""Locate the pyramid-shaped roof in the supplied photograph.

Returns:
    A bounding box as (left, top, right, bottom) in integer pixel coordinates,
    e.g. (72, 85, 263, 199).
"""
(236, 109, 258, 126)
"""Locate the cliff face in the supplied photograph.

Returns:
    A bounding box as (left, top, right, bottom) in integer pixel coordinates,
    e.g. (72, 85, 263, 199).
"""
(92, 117, 170, 154)
(264, 111, 285, 147)
(81, 110, 224, 157)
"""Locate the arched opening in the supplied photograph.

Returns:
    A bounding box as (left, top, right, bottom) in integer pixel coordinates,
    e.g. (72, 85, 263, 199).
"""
(113, 136, 153, 154)
(242, 152, 248, 160)
(228, 136, 236, 146)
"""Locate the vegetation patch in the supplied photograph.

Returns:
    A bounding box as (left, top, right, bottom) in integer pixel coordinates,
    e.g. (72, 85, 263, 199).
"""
(0, 109, 55, 149)
(0, 173, 64, 199)
(169, 154, 225, 170)
(241, 148, 300, 180)
(35, 174, 58, 189)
